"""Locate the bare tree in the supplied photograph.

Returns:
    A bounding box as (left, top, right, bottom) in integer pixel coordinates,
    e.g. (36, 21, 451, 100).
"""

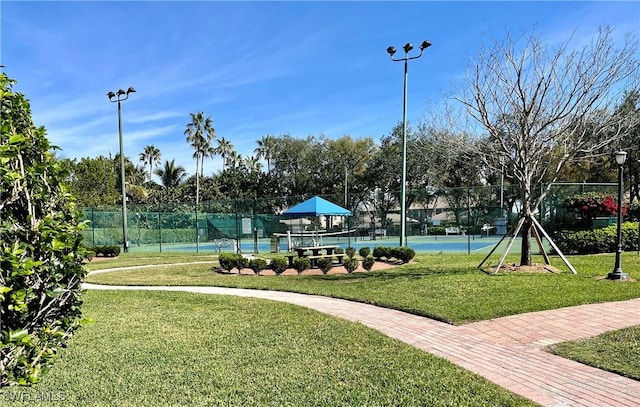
(455, 26, 639, 267)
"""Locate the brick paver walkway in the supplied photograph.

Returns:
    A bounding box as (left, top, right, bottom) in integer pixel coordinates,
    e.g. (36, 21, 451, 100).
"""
(83, 283, 640, 407)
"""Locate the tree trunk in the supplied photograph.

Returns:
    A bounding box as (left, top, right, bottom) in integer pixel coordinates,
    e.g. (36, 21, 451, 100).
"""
(519, 214, 533, 266)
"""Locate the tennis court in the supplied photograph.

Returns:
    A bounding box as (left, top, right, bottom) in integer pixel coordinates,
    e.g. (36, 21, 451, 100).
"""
(130, 235, 505, 254)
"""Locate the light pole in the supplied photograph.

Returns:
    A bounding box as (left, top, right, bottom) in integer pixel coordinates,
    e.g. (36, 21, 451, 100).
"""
(387, 40, 431, 246)
(107, 87, 136, 253)
(607, 149, 628, 280)
(500, 156, 505, 218)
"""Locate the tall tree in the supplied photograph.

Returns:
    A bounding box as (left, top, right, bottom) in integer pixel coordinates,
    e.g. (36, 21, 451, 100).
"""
(154, 159, 187, 189)
(215, 137, 234, 171)
(254, 134, 276, 173)
(184, 112, 215, 221)
(138, 145, 161, 182)
(66, 156, 119, 207)
(456, 26, 639, 266)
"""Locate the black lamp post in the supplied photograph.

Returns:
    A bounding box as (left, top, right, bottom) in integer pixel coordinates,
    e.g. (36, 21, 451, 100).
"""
(107, 87, 136, 253)
(387, 40, 431, 247)
(607, 149, 628, 280)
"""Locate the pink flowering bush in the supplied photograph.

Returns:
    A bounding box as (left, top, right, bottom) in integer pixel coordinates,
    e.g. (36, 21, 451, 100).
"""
(563, 192, 627, 228)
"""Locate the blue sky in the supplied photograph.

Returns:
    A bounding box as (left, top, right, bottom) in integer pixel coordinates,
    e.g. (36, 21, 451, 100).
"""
(2, 1, 638, 178)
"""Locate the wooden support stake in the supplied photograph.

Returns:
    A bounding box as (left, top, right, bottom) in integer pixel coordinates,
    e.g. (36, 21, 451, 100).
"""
(531, 223, 551, 265)
(530, 216, 577, 274)
(477, 220, 519, 271)
(493, 217, 526, 275)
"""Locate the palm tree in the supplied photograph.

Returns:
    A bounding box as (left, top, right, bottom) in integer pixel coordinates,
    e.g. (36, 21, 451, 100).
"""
(139, 145, 161, 182)
(154, 159, 186, 189)
(200, 143, 217, 178)
(254, 134, 276, 173)
(244, 155, 262, 173)
(215, 137, 234, 171)
(184, 112, 216, 226)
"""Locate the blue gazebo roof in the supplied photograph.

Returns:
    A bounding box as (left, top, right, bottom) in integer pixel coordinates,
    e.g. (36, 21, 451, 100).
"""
(282, 196, 351, 217)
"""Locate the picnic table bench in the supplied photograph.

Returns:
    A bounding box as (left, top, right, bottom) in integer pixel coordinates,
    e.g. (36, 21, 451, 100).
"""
(286, 245, 342, 268)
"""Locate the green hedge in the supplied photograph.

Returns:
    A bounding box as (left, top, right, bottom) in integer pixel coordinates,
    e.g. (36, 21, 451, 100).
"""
(89, 245, 121, 257)
(372, 246, 416, 263)
(554, 222, 639, 255)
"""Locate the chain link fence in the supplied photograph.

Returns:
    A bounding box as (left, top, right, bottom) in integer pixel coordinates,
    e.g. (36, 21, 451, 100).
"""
(79, 183, 621, 253)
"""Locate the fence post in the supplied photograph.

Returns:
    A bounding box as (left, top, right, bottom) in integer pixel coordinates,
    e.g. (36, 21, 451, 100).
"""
(467, 187, 471, 254)
(158, 211, 162, 253)
(91, 207, 95, 246)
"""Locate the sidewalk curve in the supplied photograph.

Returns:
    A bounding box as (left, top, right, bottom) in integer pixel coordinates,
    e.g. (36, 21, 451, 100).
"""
(83, 283, 640, 407)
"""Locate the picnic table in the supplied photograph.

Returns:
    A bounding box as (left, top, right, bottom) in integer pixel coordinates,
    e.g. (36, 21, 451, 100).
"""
(294, 245, 338, 257)
(286, 245, 343, 268)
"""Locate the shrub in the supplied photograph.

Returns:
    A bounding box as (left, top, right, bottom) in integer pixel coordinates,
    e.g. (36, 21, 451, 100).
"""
(344, 257, 359, 273)
(554, 222, 639, 254)
(358, 247, 370, 258)
(334, 247, 344, 255)
(362, 256, 375, 271)
(248, 258, 267, 275)
(234, 255, 250, 272)
(563, 192, 625, 228)
(345, 246, 356, 258)
(270, 257, 289, 275)
(292, 257, 311, 275)
(92, 245, 120, 257)
(1, 72, 88, 386)
(391, 247, 416, 263)
(316, 257, 334, 274)
(218, 253, 237, 272)
(373, 246, 392, 260)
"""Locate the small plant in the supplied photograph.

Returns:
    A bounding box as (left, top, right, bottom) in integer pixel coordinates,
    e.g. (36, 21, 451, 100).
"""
(390, 247, 416, 263)
(270, 257, 289, 275)
(373, 246, 391, 260)
(248, 258, 267, 275)
(316, 257, 334, 274)
(345, 246, 356, 258)
(343, 257, 359, 273)
(218, 253, 237, 272)
(358, 246, 370, 258)
(362, 256, 375, 271)
(334, 247, 344, 255)
(234, 256, 250, 273)
(292, 257, 311, 275)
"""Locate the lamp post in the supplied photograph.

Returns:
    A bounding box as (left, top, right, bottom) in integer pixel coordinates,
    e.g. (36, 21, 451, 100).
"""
(607, 149, 628, 280)
(107, 87, 136, 253)
(500, 156, 505, 218)
(387, 40, 431, 246)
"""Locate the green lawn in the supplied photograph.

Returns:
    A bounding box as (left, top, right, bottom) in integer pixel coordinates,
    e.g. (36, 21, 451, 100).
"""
(548, 326, 640, 381)
(1, 290, 534, 407)
(86, 252, 640, 324)
(85, 251, 219, 270)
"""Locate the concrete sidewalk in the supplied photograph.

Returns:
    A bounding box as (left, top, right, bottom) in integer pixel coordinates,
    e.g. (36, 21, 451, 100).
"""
(83, 283, 640, 407)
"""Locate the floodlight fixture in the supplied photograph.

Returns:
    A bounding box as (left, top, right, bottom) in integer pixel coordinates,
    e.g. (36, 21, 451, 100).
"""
(420, 40, 432, 51)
